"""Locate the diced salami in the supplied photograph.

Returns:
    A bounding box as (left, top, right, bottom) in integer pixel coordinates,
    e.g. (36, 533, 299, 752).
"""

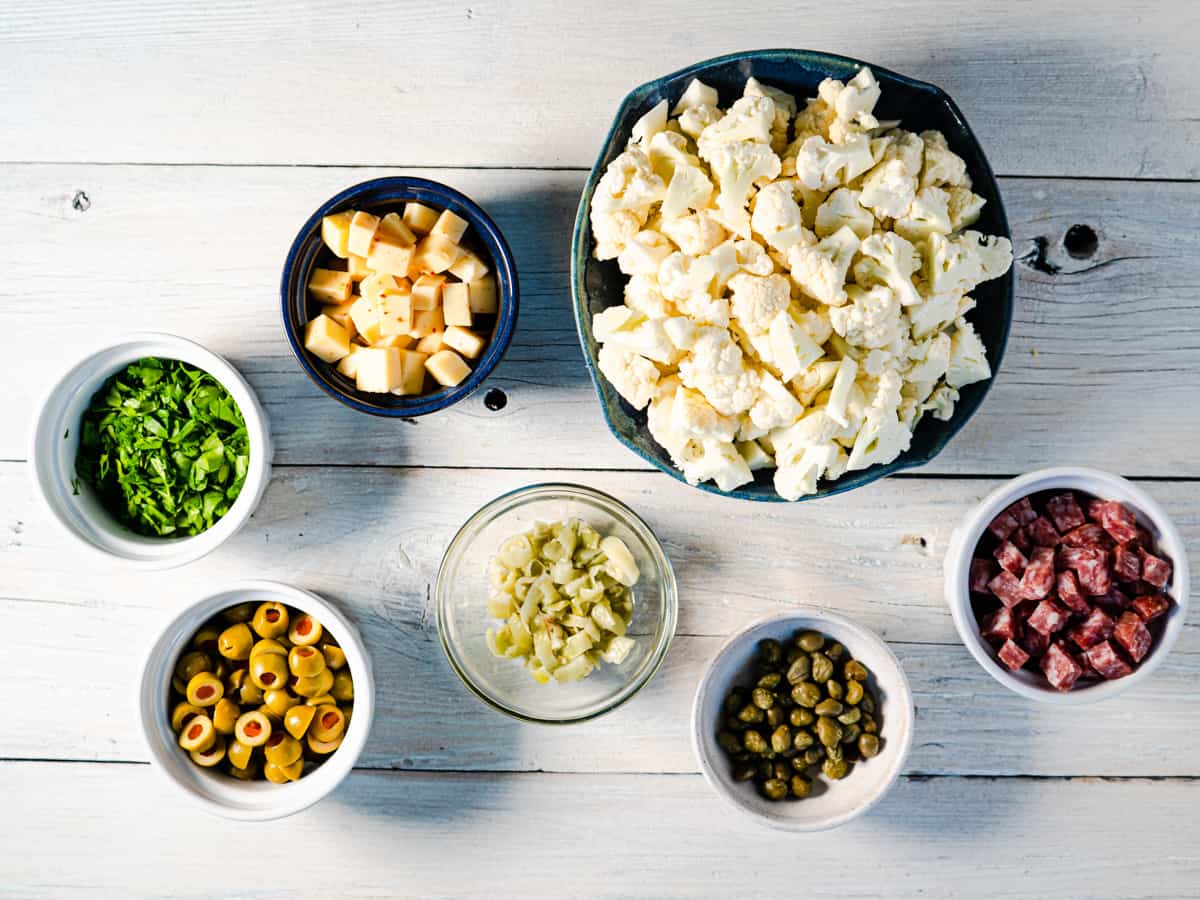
(1040, 642, 1083, 691)
(1007, 497, 1038, 526)
(1061, 523, 1112, 549)
(994, 540, 1028, 576)
(1071, 548, 1112, 596)
(1010, 527, 1032, 554)
(986, 508, 1020, 541)
(1113, 611, 1152, 663)
(1046, 492, 1086, 533)
(1018, 547, 1056, 600)
(1138, 547, 1172, 589)
(1074, 646, 1100, 680)
(1055, 570, 1090, 614)
(1091, 586, 1130, 613)
(1084, 640, 1133, 680)
(1018, 625, 1050, 659)
(1027, 599, 1071, 636)
(998, 639, 1030, 671)
(1132, 593, 1171, 623)
(1113, 544, 1141, 582)
(1097, 500, 1139, 544)
(1085, 497, 1107, 521)
(1026, 516, 1060, 547)
(970, 558, 999, 594)
(980, 606, 1020, 644)
(1067, 607, 1115, 651)
(988, 571, 1025, 608)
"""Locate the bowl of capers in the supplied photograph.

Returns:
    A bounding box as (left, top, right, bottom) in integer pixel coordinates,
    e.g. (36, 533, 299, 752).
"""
(691, 610, 914, 831)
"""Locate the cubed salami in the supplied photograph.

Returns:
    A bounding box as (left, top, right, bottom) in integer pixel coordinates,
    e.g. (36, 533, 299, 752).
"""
(1040, 642, 1083, 691)
(1027, 599, 1071, 636)
(1006, 497, 1038, 526)
(981, 606, 1020, 644)
(1113, 611, 1152, 663)
(1046, 492, 1086, 533)
(988, 571, 1025, 608)
(1055, 570, 1090, 614)
(970, 558, 999, 594)
(1097, 500, 1139, 544)
(1138, 547, 1172, 589)
(1113, 544, 1141, 582)
(1018, 625, 1050, 659)
(1091, 586, 1130, 613)
(1018, 547, 1055, 600)
(1085, 497, 1107, 521)
(1061, 523, 1112, 549)
(986, 508, 1020, 541)
(1084, 640, 1133, 680)
(1026, 516, 1060, 547)
(1067, 607, 1114, 651)
(994, 540, 1028, 576)
(998, 639, 1030, 671)
(1132, 593, 1171, 623)
(1073, 548, 1112, 596)
(1010, 527, 1032, 554)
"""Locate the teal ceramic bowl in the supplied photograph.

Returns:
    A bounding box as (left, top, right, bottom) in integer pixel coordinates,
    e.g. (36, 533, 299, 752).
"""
(570, 49, 1013, 502)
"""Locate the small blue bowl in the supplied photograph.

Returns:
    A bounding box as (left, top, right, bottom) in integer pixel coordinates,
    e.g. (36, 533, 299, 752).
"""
(282, 177, 519, 417)
(571, 49, 1013, 502)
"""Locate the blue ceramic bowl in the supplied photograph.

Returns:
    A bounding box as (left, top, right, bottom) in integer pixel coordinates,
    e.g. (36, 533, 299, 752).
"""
(282, 177, 519, 417)
(571, 49, 1013, 501)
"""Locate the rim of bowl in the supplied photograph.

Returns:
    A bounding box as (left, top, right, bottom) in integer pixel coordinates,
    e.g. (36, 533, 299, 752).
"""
(944, 466, 1190, 705)
(690, 609, 914, 832)
(28, 332, 273, 570)
(435, 482, 678, 724)
(569, 48, 1013, 502)
(137, 580, 375, 820)
(280, 176, 520, 417)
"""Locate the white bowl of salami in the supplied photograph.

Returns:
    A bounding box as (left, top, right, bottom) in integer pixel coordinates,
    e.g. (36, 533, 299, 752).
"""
(945, 467, 1188, 704)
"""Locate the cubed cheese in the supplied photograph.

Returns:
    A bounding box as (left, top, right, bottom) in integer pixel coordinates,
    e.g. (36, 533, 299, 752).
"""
(431, 208, 470, 243)
(378, 292, 414, 336)
(304, 314, 351, 363)
(370, 333, 415, 349)
(348, 295, 383, 344)
(321, 211, 353, 258)
(347, 211, 381, 258)
(468, 274, 498, 314)
(416, 331, 446, 355)
(347, 254, 370, 282)
(403, 202, 440, 236)
(321, 300, 357, 336)
(354, 347, 405, 393)
(393, 349, 429, 395)
(412, 234, 465, 273)
(446, 250, 490, 283)
(442, 282, 472, 327)
(361, 272, 401, 306)
(411, 273, 445, 310)
(377, 211, 417, 246)
(336, 343, 364, 378)
(307, 268, 352, 303)
(442, 325, 486, 359)
(408, 306, 444, 339)
(367, 236, 415, 278)
(425, 349, 472, 387)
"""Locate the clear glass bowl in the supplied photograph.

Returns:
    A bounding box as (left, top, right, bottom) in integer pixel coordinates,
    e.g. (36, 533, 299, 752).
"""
(436, 483, 677, 723)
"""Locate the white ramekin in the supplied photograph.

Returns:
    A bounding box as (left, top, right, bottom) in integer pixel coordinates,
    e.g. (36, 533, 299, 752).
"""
(138, 581, 374, 821)
(29, 333, 272, 569)
(691, 610, 914, 832)
(944, 467, 1190, 705)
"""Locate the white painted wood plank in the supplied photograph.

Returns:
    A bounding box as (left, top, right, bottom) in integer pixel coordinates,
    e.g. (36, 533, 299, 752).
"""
(2, 165, 1199, 476)
(1, 1, 1197, 178)
(4, 465, 1196, 775)
(1, 762, 1195, 898)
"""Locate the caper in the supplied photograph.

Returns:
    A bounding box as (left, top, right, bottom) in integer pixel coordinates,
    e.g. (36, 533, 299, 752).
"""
(772, 761, 791, 781)
(751, 688, 776, 710)
(761, 778, 789, 801)
(765, 706, 786, 728)
(770, 725, 792, 753)
(786, 656, 811, 684)
(804, 746, 825, 766)
(863, 715, 879, 734)
(844, 659, 869, 681)
(738, 703, 764, 724)
(756, 672, 782, 690)
(823, 758, 850, 780)
(826, 642, 845, 661)
(797, 631, 824, 652)
(845, 680, 864, 705)
(757, 760, 773, 780)
(758, 639, 783, 666)
(790, 775, 811, 798)
(861, 694, 876, 714)
(814, 698, 844, 717)
(726, 715, 747, 732)
(717, 731, 742, 755)
(810, 652, 834, 683)
(723, 689, 746, 714)
(789, 708, 814, 727)
(859, 733, 882, 758)
(837, 707, 861, 725)
(743, 729, 768, 755)
(826, 679, 844, 701)
(791, 682, 821, 708)
(816, 716, 843, 748)
(841, 722, 862, 745)
(792, 730, 814, 751)
(733, 764, 756, 782)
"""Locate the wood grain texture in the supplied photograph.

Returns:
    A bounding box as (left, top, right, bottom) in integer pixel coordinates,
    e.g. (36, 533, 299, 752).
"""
(5, 465, 1196, 776)
(1, 762, 1196, 899)
(1, 1, 1198, 178)
(2, 165, 1199, 475)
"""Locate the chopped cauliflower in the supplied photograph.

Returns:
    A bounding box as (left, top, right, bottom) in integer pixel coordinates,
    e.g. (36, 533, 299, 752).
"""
(705, 141, 782, 238)
(696, 95, 776, 157)
(829, 285, 903, 349)
(678, 326, 760, 415)
(787, 225, 860, 305)
(750, 180, 811, 253)
(672, 79, 719, 115)
(814, 188, 874, 240)
(919, 130, 968, 189)
(894, 186, 952, 243)
(793, 134, 875, 191)
(661, 163, 714, 219)
(860, 158, 917, 219)
(744, 77, 797, 154)
(630, 100, 668, 147)
(624, 274, 674, 319)
(659, 210, 727, 256)
(728, 272, 791, 335)
(946, 186, 986, 231)
(678, 104, 723, 141)
(855, 232, 923, 307)
(617, 229, 674, 276)
(647, 130, 701, 183)
(597, 343, 659, 410)
(945, 319, 991, 388)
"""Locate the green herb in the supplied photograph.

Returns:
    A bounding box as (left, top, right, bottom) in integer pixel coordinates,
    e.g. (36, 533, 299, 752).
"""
(74, 357, 250, 537)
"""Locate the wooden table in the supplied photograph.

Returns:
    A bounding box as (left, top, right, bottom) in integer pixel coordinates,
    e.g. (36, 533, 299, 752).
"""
(3, 2, 1198, 896)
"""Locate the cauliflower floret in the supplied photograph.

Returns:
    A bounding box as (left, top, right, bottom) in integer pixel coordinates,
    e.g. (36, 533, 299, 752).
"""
(771, 409, 843, 460)
(945, 319, 991, 388)
(904, 332, 952, 383)
(945, 186, 985, 232)
(597, 344, 660, 410)
(734, 238, 776, 276)
(859, 158, 917, 219)
(737, 439, 774, 471)
(591, 148, 666, 217)
(676, 292, 731, 327)
(774, 443, 842, 500)
(630, 100, 669, 147)
(696, 95, 776, 157)
(921, 382, 959, 421)
(647, 130, 700, 183)
(767, 311, 825, 382)
(659, 210, 728, 256)
(749, 372, 804, 431)
(728, 272, 791, 335)
(704, 141, 782, 238)
(793, 134, 875, 191)
(617, 229, 674, 276)
(750, 180, 811, 253)
(827, 68, 882, 143)
(854, 232, 923, 307)
(792, 91, 835, 142)
(908, 290, 959, 338)
(591, 210, 641, 261)
(624, 274, 674, 320)
(602, 318, 675, 364)
(661, 163, 714, 219)
(662, 316, 697, 351)
(678, 438, 754, 491)
(787, 225, 860, 306)
(924, 231, 1013, 295)
(678, 326, 760, 415)
(672, 78, 719, 115)
(920, 130, 968, 189)
(829, 285, 903, 350)
(679, 104, 723, 140)
(814, 187, 874, 240)
(845, 369, 910, 471)
(894, 186, 952, 243)
(671, 385, 739, 442)
(744, 77, 797, 154)
(800, 309, 834, 345)
(658, 251, 717, 302)
(871, 129, 924, 176)
(592, 305, 636, 341)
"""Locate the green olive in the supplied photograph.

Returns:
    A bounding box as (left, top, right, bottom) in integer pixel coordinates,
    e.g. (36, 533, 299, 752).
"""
(321, 643, 347, 670)
(227, 760, 259, 781)
(786, 656, 811, 684)
(175, 651, 212, 683)
(192, 627, 220, 653)
(310, 706, 346, 742)
(791, 683, 821, 708)
(250, 638, 288, 659)
(217, 623, 254, 661)
(770, 725, 792, 754)
(263, 758, 303, 784)
(814, 698, 843, 717)
(789, 708, 814, 727)
(212, 698, 241, 735)
(330, 670, 354, 703)
(306, 731, 342, 755)
(823, 758, 850, 780)
(170, 702, 204, 732)
(236, 680, 264, 705)
(234, 710, 271, 747)
(221, 602, 256, 624)
(178, 715, 216, 752)
(264, 732, 303, 767)
(287, 613, 323, 647)
(227, 738, 254, 770)
(288, 645, 326, 678)
(251, 602, 289, 639)
(285, 704, 317, 739)
(859, 733, 882, 758)
(261, 689, 296, 718)
(797, 631, 824, 652)
(250, 653, 289, 691)
(189, 735, 226, 768)
(185, 672, 224, 708)
(810, 652, 834, 683)
(816, 716, 843, 748)
(845, 680, 864, 705)
(292, 668, 333, 699)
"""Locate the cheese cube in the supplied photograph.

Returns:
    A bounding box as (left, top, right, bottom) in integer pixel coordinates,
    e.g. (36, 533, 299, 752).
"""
(336, 343, 365, 378)
(321, 212, 353, 258)
(416, 331, 446, 355)
(447, 250, 490, 283)
(412, 234, 465, 274)
(304, 314, 351, 363)
(321, 300, 357, 335)
(378, 292, 414, 337)
(371, 333, 415, 349)
(377, 211, 417, 246)
(347, 254, 371, 281)
(367, 236, 415, 278)
(392, 349, 429, 395)
(442, 282, 472, 327)
(425, 349, 471, 387)
(347, 211, 381, 257)
(307, 268, 352, 303)
(468, 274, 498, 314)
(408, 305, 444, 339)
(431, 208, 470, 243)
(348, 295, 383, 344)
(361, 272, 399, 306)
(403, 202, 440, 236)
(442, 325, 486, 360)
(354, 347, 405, 393)
(411, 273, 445, 311)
